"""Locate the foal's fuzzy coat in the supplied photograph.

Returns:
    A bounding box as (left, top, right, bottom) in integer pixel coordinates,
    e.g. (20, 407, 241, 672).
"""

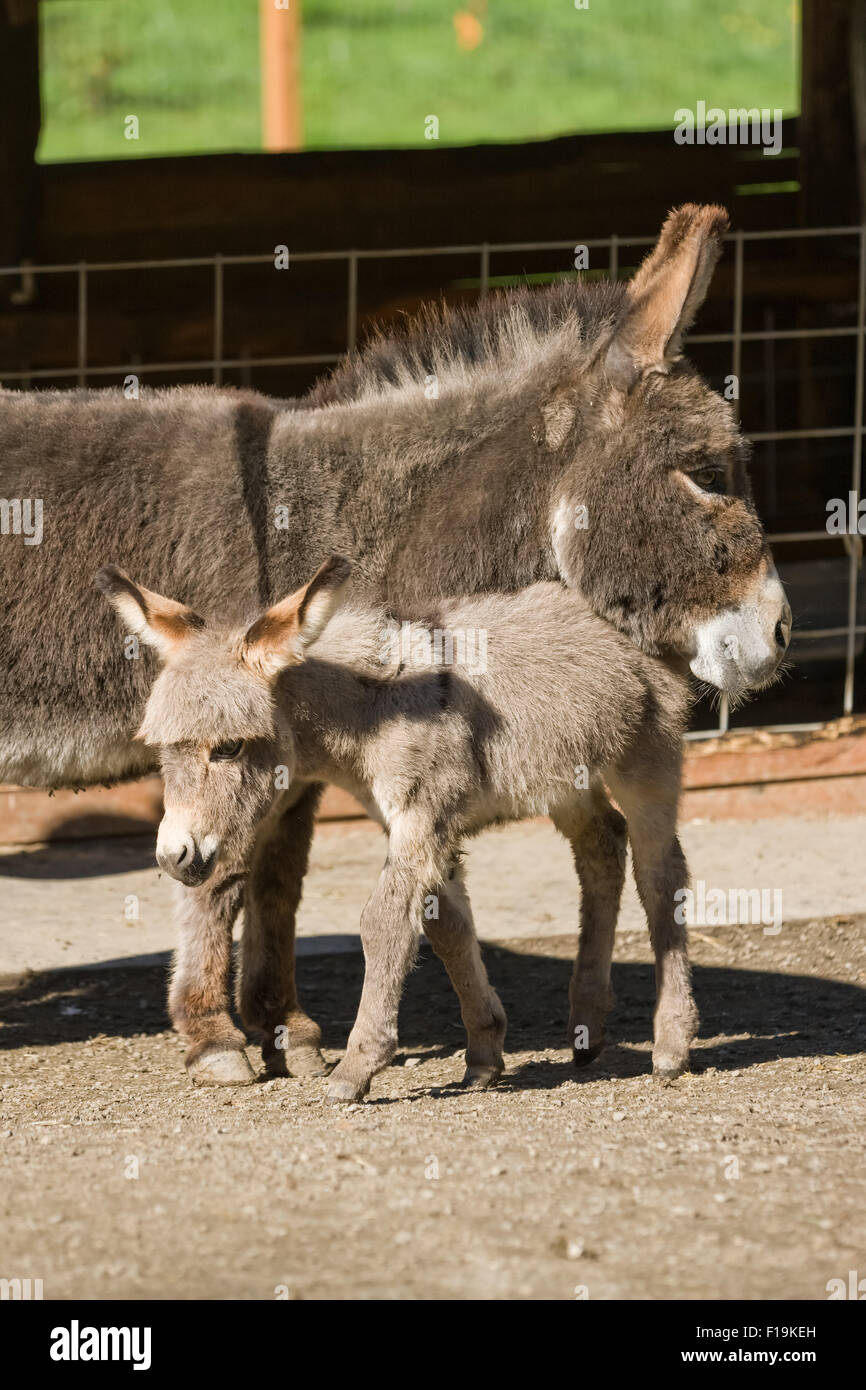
(98, 557, 696, 1100)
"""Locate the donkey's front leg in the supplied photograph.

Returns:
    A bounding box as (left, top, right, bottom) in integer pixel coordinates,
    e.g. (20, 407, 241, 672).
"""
(238, 784, 326, 1078)
(424, 868, 506, 1089)
(636, 829, 696, 1082)
(608, 765, 698, 1081)
(326, 853, 425, 1104)
(169, 870, 255, 1085)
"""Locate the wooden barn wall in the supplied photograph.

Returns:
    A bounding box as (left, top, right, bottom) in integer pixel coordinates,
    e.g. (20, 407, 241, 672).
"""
(26, 121, 803, 266)
(0, 117, 807, 395)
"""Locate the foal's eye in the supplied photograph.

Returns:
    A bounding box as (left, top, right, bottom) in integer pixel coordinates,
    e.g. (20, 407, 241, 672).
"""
(691, 466, 727, 495)
(209, 740, 244, 762)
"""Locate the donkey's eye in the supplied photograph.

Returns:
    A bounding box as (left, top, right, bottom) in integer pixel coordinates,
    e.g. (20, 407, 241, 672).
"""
(691, 466, 727, 495)
(209, 740, 244, 762)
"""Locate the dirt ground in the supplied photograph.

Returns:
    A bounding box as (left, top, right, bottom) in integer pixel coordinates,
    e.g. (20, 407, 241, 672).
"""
(5, 814, 866, 976)
(1, 915, 864, 1301)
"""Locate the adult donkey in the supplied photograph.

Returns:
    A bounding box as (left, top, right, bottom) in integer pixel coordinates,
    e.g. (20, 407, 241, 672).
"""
(0, 204, 790, 1085)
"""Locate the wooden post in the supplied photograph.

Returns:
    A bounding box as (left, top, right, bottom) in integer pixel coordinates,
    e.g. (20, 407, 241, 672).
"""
(852, 1, 866, 221)
(259, 0, 302, 152)
(0, 0, 40, 278)
(800, 0, 859, 227)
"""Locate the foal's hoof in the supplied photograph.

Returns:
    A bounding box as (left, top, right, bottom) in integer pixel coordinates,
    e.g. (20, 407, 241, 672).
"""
(572, 1041, 605, 1069)
(325, 1076, 369, 1105)
(653, 1058, 690, 1085)
(188, 1048, 256, 1087)
(286, 1044, 329, 1078)
(460, 1065, 502, 1091)
(264, 1044, 328, 1079)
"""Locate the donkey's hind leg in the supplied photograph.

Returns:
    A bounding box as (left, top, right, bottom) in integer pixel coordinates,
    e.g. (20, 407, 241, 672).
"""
(169, 871, 254, 1086)
(238, 783, 327, 1078)
(551, 781, 628, 1068)
(423, 865, 506, 1090)
(606, 760, 697, 1082)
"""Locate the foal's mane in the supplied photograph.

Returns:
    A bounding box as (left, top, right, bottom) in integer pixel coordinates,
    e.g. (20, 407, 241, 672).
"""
(307, 277, 628, 407)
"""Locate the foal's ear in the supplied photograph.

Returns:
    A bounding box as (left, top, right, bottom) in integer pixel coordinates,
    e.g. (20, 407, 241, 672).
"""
(241, 555, 353, 675)
(605, 203, 729, 390)
(94, 566, 205, 659)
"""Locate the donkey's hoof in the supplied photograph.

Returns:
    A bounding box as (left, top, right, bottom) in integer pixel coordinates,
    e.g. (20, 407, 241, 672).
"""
(460, 1065, 502, 1090)
(572, 1041, 605, 1069)
(263, 1044, 328, 1079)
(188, 1048, 256, 1087)
(326, 1076, 369, 1105)
(286, 1044, 329, 1078)
(653, 1058, 689, 1085)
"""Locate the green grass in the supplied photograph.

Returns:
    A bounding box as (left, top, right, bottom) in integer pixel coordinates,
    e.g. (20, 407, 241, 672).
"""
(38, 0, 800, 163)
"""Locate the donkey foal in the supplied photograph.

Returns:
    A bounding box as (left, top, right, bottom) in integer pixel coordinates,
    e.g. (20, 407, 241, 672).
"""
(97, 556, 695, 1101)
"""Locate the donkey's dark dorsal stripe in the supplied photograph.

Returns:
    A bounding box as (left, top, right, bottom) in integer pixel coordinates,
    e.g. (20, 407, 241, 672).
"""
(233, 396, 279, 608)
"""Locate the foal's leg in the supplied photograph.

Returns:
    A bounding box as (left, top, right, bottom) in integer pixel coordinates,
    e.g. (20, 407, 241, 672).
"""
(551, 781, 628, 1067)
(169, 869, 254, 1085)
(423, 866, 506, 1089)
(238, 783, 327, 1078)
(606, 759, 697, 1081)
(326, 836, 436, 1104)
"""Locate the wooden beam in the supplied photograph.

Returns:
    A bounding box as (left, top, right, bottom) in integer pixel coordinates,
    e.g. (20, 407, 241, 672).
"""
(682, 716, 866, 789)
(29, 119, 802, 266)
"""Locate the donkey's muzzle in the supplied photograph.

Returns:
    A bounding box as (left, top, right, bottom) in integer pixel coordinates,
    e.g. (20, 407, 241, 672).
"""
(156, 830, 219, 886)
(689, 564, 790, 695)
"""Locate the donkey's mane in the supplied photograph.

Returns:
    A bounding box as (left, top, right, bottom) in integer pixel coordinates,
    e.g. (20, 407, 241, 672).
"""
(307, 277, 629, 407)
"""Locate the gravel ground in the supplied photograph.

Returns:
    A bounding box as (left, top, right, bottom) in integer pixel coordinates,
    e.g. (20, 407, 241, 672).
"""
(1, 916, 864, 1301)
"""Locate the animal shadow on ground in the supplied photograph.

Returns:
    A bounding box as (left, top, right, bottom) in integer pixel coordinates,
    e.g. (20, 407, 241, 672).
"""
(0, 828, 157, 878)
(1, 940, 863, 1091)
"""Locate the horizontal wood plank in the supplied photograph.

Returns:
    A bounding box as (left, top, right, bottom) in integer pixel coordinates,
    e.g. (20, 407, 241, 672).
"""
(3, 715, 866, 844)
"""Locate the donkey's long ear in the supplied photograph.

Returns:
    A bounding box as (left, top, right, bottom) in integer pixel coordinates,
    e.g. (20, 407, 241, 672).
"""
(241, 555, 353, 676)
(94, 566, 204, 659)
(605, 203, 729, 390)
